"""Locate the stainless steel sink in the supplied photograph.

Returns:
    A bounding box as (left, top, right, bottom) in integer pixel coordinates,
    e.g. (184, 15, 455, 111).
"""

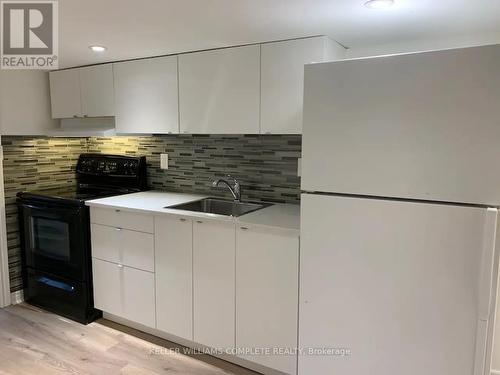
(165, 198, 272, 217)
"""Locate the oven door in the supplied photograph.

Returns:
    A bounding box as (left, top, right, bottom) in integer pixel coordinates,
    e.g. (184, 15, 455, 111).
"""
(18, 201, 89, 281)
(25, 268, 90, 324)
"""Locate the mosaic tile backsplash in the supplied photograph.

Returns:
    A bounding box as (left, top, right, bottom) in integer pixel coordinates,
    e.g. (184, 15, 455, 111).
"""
(2, 137, 88, 293)
(87, 135, 301, 202)
(2, 134, 301, 292)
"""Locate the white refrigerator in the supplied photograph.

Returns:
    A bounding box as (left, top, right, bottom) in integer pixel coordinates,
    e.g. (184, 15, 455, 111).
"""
(299, 44, 500, 375)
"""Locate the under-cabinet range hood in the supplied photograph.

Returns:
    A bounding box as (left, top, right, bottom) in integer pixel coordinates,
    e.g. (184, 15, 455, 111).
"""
(48, 117, 116, 137)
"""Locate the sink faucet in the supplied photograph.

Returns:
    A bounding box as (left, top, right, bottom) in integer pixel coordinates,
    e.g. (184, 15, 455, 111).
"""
(212, 175, 241, 202)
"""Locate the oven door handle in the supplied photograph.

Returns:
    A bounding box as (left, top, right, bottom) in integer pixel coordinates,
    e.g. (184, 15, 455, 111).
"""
(22, 203, 50, 211)
(21, 203, 81, 215)
(37, 276, 76, 292)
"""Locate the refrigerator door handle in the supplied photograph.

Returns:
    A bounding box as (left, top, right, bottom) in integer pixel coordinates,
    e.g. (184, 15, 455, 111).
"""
(478, 208, 498, 321)
(474, 208, 498, 375)
(474, 319, 489, 375)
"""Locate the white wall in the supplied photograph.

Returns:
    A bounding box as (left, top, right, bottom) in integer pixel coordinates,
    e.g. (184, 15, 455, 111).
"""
(0, 70, 57, 135)
(0, 134, 9, 307)
(345, 33, 500, 58)
(0, 70, 56, 304)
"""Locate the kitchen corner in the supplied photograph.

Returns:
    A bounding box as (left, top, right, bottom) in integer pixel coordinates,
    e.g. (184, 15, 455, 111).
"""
(1, 3, 499, 373)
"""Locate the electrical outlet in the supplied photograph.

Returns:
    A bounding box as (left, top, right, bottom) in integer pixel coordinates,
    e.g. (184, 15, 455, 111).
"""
(160, 154, 169, 170)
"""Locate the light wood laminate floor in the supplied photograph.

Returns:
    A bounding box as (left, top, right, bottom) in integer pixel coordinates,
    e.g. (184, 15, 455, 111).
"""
(0, 304, 260, 375)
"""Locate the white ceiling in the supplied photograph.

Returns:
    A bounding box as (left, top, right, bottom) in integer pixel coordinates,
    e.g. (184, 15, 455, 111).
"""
(59, 0, 500, 68)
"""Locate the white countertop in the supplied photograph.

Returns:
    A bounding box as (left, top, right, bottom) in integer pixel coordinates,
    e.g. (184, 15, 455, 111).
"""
(86, 191, 300, 233)
(237, 203, 300, 232)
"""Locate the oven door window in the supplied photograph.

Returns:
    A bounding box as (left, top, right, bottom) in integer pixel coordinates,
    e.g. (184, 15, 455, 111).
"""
(30, 216, 71, 262)
(20, 202, 88, 281)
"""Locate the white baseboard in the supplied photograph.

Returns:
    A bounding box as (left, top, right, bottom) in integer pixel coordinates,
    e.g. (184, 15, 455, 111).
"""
(102, 312, 287, 375)
(10, 290, 24, 305)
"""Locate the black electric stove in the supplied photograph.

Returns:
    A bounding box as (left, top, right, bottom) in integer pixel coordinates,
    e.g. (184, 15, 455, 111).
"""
(17, 154, 147, 324)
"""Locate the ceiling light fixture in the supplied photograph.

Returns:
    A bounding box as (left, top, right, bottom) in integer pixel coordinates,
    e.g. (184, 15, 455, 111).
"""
(89, 45, 107, 52)
(364, 0, 395, 9)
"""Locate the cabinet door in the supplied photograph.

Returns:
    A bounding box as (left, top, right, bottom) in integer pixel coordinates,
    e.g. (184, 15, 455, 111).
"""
(49, 69, 82, 118)
(261, 37, 327, 134)
(121, 263, 156, 328)
(114, 56, 179, 134)
(92, 258, 121, 316)
(236, 225, 299, 374)
(79, 64, 115, 117)
(193, 219, 235, 349)
(179, 45, 260, 134)
(92, 258, 155, 328)
(155, 215, 193, 340)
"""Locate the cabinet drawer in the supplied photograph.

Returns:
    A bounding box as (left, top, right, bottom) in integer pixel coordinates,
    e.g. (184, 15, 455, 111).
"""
(92, 258, 156, 328)
(91, 224, 154, 272)
(90, 207, 154, 233)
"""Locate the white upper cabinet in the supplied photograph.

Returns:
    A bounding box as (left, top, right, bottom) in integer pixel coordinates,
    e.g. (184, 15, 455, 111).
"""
(113, 56, 179, 134)
(49, 64, 114, 119)
(48, 37, 343, 133)
(261, 36, 345, 134)
(80, 65, 115, 117)
(179, 45, 260, 134)
(49, 69, 82, 118)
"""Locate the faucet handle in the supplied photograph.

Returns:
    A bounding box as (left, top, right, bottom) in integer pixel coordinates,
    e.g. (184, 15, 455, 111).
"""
(225, 174, 237, 183)
(212, 175, 241, 201)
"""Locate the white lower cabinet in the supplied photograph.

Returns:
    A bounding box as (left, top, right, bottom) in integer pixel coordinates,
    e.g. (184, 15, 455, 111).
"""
(90, 206, 300, 374)
(193, 219, 236, 350)
(236, 226, 300, 374)
(155, 215, 193, 340)
(92, 258, 155, 328)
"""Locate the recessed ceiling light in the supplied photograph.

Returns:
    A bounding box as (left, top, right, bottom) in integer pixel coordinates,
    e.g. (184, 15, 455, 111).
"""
(89, 45, 107, 52)
(364, 0, 395, 9)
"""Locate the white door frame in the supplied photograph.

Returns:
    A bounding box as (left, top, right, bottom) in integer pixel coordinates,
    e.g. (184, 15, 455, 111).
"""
(0, 141, 11, 307)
